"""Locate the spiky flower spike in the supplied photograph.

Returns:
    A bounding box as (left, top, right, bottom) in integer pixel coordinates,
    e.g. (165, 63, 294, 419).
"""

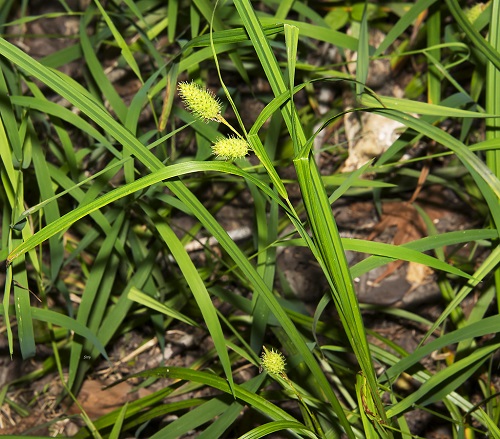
(212, 136, 249, 160)
(260, 346, 286, 376)
(178, 81, 222, 122)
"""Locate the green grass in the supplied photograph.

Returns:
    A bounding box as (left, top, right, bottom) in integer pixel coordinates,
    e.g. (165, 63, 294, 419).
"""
(1, 1, 500, 438)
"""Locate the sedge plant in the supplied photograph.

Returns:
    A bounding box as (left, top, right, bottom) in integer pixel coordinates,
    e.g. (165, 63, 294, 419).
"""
(1, 1, 500, 438)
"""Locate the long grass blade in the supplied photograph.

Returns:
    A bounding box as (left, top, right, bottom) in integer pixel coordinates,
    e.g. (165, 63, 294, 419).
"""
(445, 0, 500, 70)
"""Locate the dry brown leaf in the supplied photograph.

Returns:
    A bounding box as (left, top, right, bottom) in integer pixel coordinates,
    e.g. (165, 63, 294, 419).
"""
(68, 379, 150, 419)
(406, 261, 434, 286)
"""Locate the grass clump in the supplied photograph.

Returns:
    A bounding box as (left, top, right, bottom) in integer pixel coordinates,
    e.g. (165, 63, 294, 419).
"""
(0, 1, 500, 438)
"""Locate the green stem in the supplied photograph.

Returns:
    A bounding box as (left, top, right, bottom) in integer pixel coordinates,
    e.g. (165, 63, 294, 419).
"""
(217, 115, 244, 139)
(281, 372, 326, 439)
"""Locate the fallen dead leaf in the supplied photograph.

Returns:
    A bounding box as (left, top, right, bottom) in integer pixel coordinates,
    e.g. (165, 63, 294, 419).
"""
(406, 261, 434, 286)
(67, 379, 150, 420)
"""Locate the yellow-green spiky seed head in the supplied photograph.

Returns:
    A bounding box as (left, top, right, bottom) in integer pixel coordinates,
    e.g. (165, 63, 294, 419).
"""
(212, 136, 249, 160)
(260, 346, 286, 375)
(464, 3, 485, 24)
(178, 81, 222, 122)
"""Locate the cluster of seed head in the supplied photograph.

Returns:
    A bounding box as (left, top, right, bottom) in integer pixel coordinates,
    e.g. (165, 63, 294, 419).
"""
(212, 136, 249, 160)
(464, 3, 485, 24)
(260, 346, 286, 376)
(178, 81, 222, 122)
(178, 81, 249, 160)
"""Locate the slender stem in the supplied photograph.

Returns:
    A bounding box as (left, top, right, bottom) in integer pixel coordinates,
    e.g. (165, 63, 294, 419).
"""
(216, 115, 244, 139)
(280, 372, 326, 439)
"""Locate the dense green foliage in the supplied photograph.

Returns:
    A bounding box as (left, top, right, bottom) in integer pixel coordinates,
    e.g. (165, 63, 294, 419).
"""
(1, 0, 500, 437)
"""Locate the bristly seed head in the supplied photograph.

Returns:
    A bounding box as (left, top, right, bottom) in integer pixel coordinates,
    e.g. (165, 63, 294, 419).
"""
(212, 136, 249, 160)
(178, 81, 222, 122)
(464, 3, 485, 24)
(260, 346, 286, 375)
